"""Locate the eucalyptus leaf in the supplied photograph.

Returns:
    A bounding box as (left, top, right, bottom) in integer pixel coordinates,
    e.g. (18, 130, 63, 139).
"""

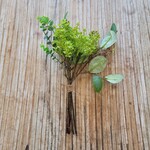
(100, 30, 117, 50)
(88, 56, 107, 73)
(92, 75, 103, 92)
(105, 74, 124, 84)
(110, 23, 117, 33)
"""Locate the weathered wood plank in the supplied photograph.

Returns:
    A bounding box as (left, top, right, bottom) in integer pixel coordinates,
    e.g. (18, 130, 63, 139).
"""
(0, 0, 149, 149)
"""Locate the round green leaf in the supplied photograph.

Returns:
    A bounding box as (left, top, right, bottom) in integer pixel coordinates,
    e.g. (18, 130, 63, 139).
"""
(100, 30, 117, 50)
(92, 75, 103, 92)
(105, 74, 124, 84)
(88, 56, 107, 73)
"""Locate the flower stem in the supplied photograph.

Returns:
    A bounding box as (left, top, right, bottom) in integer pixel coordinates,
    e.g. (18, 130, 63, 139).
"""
(66, 86, 77, 134)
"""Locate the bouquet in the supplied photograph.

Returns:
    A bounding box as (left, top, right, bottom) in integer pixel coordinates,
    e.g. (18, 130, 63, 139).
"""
(37, 13, 124, 134)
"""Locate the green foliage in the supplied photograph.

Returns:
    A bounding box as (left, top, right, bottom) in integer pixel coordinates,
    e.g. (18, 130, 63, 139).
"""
(37, 16, 49, 24)
(52, 19, 100, 62)
(40, 44, 52, 54)
(40, 44, 59, 62)
(37, 16, 54, 46)
(88, 56, 107, 73)
(37, 16, 54, 31)
(92, 75, 103, 92)
(105, 74, 124, 84)
(37, 15, 123, 93)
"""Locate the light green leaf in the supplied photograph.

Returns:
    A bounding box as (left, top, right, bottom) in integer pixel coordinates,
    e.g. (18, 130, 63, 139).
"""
(100, 30, 117, 50)
(110, 23, 117, 33)
(100, 35, 111, 48)
(105, 74, 124, 84)
(92, 75, 103, 92)
(88, 56, 107, 73)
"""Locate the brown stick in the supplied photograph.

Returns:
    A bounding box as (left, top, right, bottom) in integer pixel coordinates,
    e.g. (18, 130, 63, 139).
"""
(66, 91, 77, 134)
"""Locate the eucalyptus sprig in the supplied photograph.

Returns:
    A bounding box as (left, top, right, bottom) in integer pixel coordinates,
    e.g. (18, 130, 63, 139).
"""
(37, 14, 124, 134)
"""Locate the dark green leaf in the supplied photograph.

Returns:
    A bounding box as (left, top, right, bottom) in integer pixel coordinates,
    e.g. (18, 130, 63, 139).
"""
(105, 74, 124, 84)
(110, 23, 117, 33)
(48, 26, 54, 31)
(47, 41, 51, 45)
(42, 28, 47, 32)
(88, 56, 107, 73)
(40, 25, 44, 28)
(44, 35, 49, 40)
(44, 47, 49, 52)
(92, 75, 103, 92)
(47, 49, 53, 54)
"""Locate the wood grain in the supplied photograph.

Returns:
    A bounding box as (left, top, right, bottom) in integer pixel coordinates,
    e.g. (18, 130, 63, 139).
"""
(0, 0, 150, 149)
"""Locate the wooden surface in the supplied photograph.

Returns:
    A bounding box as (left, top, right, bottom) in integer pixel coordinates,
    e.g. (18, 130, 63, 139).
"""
(0, 0, 150, 149)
